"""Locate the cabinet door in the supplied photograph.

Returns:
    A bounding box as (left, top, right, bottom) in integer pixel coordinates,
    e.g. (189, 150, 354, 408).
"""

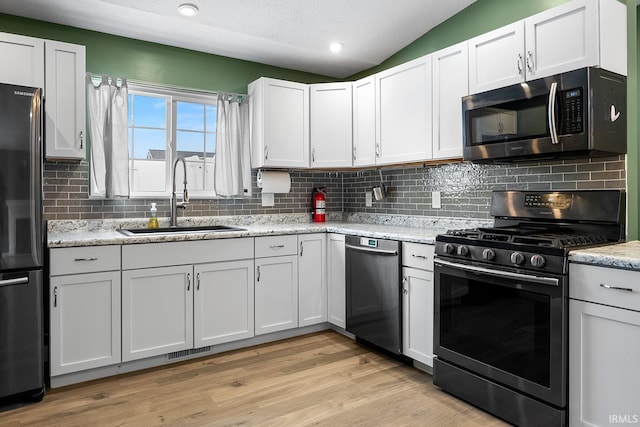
(432, 42, 468, 160)
(44, 40, 86, 160)
(569, 300, 640, 427)
(298, 234, 327, 327)
(327, 233, 346, 328)
(249, 77, 309, 168)
(310, 83, 352, 168)
(525, 0, 598, 80)
(50, 271, 121, 376)
(0, 32, 44, 88)
(122, 265, 193, 361)
(468, 22, 525, 94)
(402, 266, 434, 367)
(376, 55, 432, 165)
(352, 76, 377, 167)
(255, 255, 298, 335)
(194, 260, 255, 347)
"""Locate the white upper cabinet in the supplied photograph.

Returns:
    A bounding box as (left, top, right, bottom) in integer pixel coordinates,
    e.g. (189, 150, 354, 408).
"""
(376, 55, 432, 165)
(432, 42, 468, 160)
(468, 22, 525, 94)
(352, 76, 377, 167)
(249, 77, 309, 169)
(469, 0, 626, 94)
(0, 32, 44, 89)
(44, 40, 86, 160)
(310, 82, 352, 168)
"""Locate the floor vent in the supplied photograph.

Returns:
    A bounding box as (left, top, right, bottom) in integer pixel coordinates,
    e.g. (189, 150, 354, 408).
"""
(167, 346, 212, 360)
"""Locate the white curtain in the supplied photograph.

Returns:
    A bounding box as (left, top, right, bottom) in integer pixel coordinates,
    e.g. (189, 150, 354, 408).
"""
(214, 94, 252, 197)
(87, 74, 129, 198)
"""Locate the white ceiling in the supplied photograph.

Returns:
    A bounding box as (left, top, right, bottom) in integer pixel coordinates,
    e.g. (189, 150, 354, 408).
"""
(0, 0, 476, 78)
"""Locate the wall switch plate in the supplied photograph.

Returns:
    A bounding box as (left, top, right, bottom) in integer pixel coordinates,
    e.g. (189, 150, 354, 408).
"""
(432, 191, 441, 209)
(261, 192, 274, 207)
(365, 191, 372, 207)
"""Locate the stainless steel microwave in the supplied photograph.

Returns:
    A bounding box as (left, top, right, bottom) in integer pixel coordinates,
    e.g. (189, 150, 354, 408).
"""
(462, 67, 626, 162)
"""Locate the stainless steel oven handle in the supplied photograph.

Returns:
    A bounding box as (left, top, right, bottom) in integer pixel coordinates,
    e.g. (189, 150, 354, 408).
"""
(345, 244, 398, 256)
(435, 259, 559, 287)
(0, 277, 29, 287)
(548, 81, 559, 145)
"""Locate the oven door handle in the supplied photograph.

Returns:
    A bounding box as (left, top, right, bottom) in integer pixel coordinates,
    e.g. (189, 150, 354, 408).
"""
(435, 259, 559, 287)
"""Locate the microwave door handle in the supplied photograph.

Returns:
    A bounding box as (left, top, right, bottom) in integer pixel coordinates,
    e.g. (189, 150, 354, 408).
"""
(548, 82, 559, 145)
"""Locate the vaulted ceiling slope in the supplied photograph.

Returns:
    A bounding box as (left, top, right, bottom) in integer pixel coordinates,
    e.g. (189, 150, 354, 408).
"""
(0, 0, 476, 78)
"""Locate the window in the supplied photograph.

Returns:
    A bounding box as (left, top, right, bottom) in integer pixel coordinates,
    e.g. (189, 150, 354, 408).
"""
(127, 85, 218, 199)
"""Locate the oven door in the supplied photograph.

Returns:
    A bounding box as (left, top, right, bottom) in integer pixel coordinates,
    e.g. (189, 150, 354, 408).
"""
(434, 258, 567, 407)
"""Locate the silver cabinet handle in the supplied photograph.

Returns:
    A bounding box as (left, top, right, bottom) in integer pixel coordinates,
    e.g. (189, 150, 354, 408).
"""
(375, 143, 380, 157)
(74, 257, 98, 261)
(80, 130, 84, 149)
(187, 273, 191, 291)
(197, 272, 200, 290)
(526, 50, 534, 71)
(264, 146, 269, 160)
(300, 241, 304, 257)
(0, 277, 29, 287)
(517, 53, 523, 75)
(352, 145, 356, 161)
(411, 254, 429, 260)
(312, 148, 316, 163)
(257, 266, 261, 282)
(54, 286, 58, 307)
(402, 276, 408, 294)
(600, 284, 634, 293)
(269, 244, 285, 249)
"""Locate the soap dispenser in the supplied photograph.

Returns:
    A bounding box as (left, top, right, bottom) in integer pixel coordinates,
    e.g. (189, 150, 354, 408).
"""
(148, 203, 159, 229)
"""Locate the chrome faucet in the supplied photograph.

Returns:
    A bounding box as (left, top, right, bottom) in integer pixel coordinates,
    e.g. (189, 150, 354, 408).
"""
(170, 157, 189, 227)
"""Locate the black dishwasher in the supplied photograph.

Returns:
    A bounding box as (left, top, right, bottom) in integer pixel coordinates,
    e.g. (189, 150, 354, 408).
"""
(345, 236, 401, 355)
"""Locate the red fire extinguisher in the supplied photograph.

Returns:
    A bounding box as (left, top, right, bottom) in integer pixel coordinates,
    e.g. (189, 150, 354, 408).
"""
(312, 187, 326, 223)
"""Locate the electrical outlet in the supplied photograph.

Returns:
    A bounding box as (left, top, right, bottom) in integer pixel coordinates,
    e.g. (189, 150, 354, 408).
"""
(365, 191, 372, 207)
(432, 191, 441, 209)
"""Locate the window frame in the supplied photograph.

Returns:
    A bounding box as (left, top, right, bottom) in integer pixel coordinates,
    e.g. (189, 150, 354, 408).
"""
(127, 83, 219, 200)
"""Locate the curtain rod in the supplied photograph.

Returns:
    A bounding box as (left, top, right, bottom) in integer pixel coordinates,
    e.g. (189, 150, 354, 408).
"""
(88, 73, 248, 99)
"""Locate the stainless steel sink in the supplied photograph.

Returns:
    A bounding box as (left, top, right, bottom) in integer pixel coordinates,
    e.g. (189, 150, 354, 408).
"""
(119, 225, 246, 236)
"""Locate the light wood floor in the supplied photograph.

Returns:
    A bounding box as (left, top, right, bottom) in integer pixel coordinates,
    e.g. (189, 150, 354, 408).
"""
(1, 331, 507, 426)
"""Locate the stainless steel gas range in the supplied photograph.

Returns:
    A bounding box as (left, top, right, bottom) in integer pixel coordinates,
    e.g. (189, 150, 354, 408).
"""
(433, 190, 626, 427)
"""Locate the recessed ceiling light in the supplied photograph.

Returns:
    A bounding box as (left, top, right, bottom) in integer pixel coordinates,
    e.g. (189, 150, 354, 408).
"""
(330, 42, 343, 53)
(178, 3, 199, 17)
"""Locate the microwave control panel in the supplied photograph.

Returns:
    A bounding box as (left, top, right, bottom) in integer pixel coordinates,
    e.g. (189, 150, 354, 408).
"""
(561, 88, 583, 134)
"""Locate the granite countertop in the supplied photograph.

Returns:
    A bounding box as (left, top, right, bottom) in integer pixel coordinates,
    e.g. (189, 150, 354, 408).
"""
(47, 214, 491, 248)
(569, 241, 640, 271)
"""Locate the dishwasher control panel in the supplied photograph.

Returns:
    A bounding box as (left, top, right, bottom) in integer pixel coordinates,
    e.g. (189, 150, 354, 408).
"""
(360, 237, 378, 248)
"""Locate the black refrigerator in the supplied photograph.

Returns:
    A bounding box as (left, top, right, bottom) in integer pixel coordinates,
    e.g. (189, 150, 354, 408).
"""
(0, 82, 45, 403)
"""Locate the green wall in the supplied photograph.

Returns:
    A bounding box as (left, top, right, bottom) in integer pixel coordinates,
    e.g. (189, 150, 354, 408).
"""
(1, 0, 637, 238)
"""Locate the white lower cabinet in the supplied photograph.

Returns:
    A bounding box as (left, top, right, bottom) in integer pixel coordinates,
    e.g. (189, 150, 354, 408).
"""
(50, 271, 121, 376)
(401, 242, 435, 367)
(49, 245, 121, 376)
(327, 233, 346, 328)
(122, 265, 194, 362)
(255, 235, 299, 335)
(194, 260, 255, 347)
(569, 263, 640, 427)
(298, 234, 327, 327)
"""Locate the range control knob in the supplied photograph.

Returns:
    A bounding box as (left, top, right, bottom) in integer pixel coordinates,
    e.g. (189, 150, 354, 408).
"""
(530, 254, 546, 268)
(443, 243, 455, 254)
(482, 248, 496, 261)
(510, 252, 525, 265)
(457, 245, 470, 256)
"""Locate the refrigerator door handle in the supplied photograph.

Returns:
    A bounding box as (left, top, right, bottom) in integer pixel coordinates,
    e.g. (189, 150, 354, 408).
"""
(0, 276, 29, 287)
(30, 88, 43, 266)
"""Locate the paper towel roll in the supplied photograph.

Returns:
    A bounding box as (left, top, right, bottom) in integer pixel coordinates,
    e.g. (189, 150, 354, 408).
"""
(257, 170, 291, 193)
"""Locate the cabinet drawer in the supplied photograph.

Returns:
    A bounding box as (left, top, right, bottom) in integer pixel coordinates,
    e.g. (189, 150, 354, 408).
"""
(50, 246, 121, 276)
(570, 264, 640, 312)
(255, 235, 298, 258)
(402, 242, 435, 271)
(122, 238, 253, 270)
